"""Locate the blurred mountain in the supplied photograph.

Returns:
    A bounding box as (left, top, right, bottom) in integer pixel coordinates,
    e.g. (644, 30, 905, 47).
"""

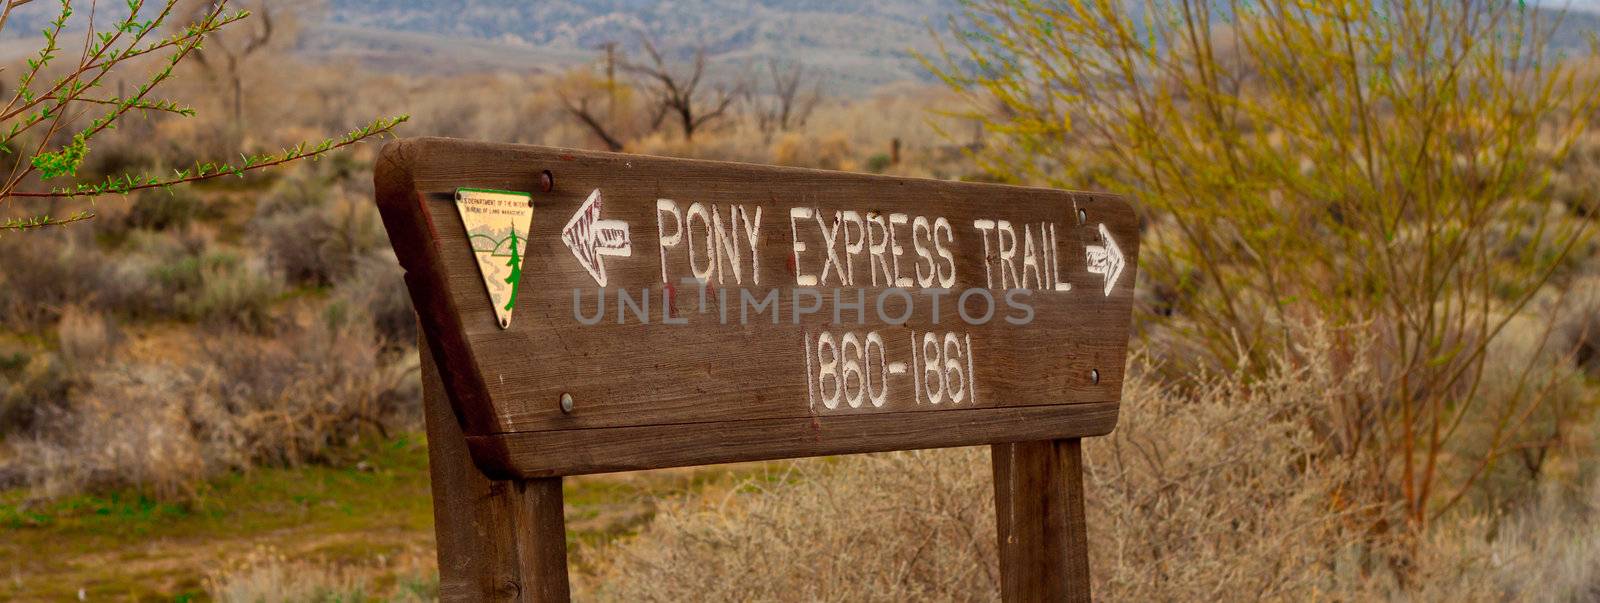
(0, 1, 1594, 95)
(306, 0, 966, 94)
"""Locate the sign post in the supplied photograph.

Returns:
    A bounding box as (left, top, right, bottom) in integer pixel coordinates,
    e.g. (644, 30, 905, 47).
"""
(375, 137, 1140, 601)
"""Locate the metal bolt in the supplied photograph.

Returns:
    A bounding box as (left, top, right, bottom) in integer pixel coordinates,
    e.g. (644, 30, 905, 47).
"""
(1090, 369, 1100, 385)
(539, 170, 555, 193)
(560, 392, 574, 413)
(1077, 208, 1087, 225)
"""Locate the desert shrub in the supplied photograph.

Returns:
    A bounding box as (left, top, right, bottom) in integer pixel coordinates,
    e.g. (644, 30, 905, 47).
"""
(328, 253, 416, 348)
(149, 250, 282, 331)
(865, 153, 892, 173)
(185, 255, 282, 332)
(1552, 135, 1600, 218)
(200, 321, 418, 468)
(627, 130, 760, 163)
(0, 228, 271, 329)
(0, 352, 73, 437)
(0, 231, 115, 327)
(77, 137, 154, 185)
(122, 188, 206, 232)
(5, 317, 419, 499)
(54, 306, 118, 369)
(256, 168, 334, 218)
(1546, 275, 1600, 377)
(768, 130, 856, 171)
(587, 450, 998, 601)
(255, 178, 388, 287)
(1455, 288, 1600, 512)
(588, 337, 1370, 600)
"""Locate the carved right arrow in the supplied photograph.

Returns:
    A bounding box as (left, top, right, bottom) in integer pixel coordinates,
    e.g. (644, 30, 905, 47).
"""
(1085, 223, 1125, 297)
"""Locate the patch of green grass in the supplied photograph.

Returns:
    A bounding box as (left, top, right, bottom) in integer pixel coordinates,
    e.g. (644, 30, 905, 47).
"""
(0, 435, 435, 601)
(0, 435, 795, 601)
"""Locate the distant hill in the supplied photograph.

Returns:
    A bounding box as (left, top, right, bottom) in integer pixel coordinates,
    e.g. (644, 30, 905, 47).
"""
(310, 0, 966, 94)
(307, 1, 1600, 93)
(0, 1, 1596, 96)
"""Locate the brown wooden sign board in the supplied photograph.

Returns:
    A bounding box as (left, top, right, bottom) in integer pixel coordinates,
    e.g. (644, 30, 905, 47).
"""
(375, 137, 1140, 601)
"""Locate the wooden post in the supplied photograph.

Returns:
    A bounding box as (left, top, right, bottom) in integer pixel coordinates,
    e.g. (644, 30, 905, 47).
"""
(992, 439, 1092, 602)
(422, 333, 571, 602)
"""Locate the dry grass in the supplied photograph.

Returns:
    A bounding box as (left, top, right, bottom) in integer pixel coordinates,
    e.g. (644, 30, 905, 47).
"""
(580, 451, 998, 601)
(583, 327, 1600, 601)
(206, 544, 436, 603)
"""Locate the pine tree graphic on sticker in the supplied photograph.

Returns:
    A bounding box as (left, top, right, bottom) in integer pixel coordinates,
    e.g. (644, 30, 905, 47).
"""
(503, 228, 523, 313)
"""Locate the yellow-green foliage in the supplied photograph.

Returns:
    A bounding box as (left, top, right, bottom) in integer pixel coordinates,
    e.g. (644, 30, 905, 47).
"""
(934, 0, 1600, 528)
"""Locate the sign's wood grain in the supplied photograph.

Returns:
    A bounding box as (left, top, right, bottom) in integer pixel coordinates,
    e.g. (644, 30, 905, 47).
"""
(376, 137, 1140, 478)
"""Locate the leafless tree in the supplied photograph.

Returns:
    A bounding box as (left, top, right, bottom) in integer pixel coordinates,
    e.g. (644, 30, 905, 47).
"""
(750, 59, 822, 139)
(555, 41, 629, 152)
(559, 91, 627, 152)
(182, 0, 306, 133)
(625, 36, 742, 141)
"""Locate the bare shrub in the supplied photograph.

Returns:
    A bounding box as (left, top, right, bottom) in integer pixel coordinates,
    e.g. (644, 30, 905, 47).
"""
(186, 254, 282, 332)
(768, 130, 856, 171)
(0, 352, 72, 437)
(120, 188, 208, 232)
(13, 362, 213, 499)
(1388, 474, 1600, 601)
(627, 130, 762, 163)
(54, 306, 118, 368)
(584, 450, 998, 601)
(328, 252, 416, 348)
(148, 250, 283, 331)
(254, 178, 388, 288)
(6, 317, 418, 499)
(0, 231, 114, 327)
(1552, 134, 1600, 218)
(1546, 275, 1600, 377)
(585, 329, 1549, 600)
(199, 320, 417, 468)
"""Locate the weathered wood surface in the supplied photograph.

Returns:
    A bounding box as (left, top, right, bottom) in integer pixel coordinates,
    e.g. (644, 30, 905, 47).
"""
(423, 332, 570, 601)
(468, 402, 1117, 478)
(993, 439, 1092, 602)
(377, 137, 1139, 477)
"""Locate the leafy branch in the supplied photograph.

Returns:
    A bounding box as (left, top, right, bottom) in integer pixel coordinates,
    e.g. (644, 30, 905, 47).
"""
(17, 115, 408, 199)
(0, 0, 406, 232)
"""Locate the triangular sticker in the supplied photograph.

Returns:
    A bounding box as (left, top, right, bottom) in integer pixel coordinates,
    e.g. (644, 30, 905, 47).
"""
(455, 188, 534, 329)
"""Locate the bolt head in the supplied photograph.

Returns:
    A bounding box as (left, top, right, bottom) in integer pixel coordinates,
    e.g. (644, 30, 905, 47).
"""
(560, 392, 574, 413)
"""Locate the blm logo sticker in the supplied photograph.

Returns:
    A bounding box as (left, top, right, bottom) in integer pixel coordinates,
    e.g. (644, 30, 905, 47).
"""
(455, 188, 534, 329)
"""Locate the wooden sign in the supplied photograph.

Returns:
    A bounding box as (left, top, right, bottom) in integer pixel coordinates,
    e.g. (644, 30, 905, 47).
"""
(375, 137, 1140, 601)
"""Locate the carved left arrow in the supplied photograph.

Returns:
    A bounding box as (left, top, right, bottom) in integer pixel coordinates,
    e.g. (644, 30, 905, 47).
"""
(1085, 223, 1125, 297)
(562, 189, 632, 286)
